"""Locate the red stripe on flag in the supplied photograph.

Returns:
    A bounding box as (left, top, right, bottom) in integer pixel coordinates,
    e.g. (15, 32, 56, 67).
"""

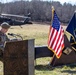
(48, 26, 64, 58)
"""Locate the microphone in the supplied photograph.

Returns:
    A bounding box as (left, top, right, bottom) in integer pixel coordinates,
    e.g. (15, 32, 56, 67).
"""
(8, 33, 15, 36)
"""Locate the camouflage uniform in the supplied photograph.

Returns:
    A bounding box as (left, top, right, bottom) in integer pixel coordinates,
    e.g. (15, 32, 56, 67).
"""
(0, 22, 10, 57)
(0, 31, 9, 51)
(0, 31, 9, 57)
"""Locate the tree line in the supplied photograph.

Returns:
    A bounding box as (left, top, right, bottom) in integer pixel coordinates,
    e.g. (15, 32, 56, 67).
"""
(0, 0, 76, 23)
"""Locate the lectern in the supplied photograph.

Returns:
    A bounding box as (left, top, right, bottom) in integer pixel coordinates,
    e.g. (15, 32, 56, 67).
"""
(3, 39, 34, 75)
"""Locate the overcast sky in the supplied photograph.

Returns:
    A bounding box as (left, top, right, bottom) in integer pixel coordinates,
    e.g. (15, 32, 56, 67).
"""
(52, 0, 76, 4)
(1, 0, 76, 5)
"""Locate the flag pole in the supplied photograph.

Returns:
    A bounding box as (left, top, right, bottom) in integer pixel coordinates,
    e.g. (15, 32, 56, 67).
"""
(51, 6, 55, 20)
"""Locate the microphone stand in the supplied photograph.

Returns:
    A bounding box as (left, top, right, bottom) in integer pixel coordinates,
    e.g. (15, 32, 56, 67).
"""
(8, 33, 23, 41)
(15, 34, 23, 40)
(12, 35, 17, 40)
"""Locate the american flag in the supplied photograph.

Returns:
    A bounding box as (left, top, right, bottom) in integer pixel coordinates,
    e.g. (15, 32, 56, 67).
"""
(48, 10, 64, 58)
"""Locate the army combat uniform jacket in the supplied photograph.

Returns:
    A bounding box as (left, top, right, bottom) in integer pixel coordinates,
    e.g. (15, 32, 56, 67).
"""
(0, 31, 9, 51)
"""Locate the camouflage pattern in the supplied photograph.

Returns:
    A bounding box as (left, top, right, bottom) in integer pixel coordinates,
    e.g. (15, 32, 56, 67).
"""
(0, 31, 9, 51)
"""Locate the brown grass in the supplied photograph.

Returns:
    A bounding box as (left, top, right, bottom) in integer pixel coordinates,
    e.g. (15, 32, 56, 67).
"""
(8, 23, 50, 46)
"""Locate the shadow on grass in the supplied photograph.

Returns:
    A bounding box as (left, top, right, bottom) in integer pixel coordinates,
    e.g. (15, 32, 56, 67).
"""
(67, 63, 76, 68)
(60, 64, 76, 74)
(61, 70, 76, 74)
(35, 63, 76, 71)
(35, 64, 54, 71)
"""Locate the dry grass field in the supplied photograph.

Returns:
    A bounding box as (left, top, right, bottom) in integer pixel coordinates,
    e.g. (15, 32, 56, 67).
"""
(8, 23, 50, 46)
(0, 23, 76, 75)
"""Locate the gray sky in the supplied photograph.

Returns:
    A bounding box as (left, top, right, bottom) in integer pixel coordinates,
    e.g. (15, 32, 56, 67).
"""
(1, 0, 76, 5)
(52, 0, 76, 4)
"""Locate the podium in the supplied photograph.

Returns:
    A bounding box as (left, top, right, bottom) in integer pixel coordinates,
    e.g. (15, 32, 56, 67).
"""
(3, 39, 34, 75)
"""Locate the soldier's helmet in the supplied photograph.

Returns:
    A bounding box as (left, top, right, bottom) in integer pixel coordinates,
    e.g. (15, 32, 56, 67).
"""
(1, 22, 10, 29)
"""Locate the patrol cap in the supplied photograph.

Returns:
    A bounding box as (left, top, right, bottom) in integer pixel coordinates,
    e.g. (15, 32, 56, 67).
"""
(1, 22, 10, 29)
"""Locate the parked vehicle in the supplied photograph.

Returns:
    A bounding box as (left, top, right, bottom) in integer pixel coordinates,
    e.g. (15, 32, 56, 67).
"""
(0, 13, 32, 26)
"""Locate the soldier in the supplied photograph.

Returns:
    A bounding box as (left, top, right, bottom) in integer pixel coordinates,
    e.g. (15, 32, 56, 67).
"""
(0, 22, 10, 56)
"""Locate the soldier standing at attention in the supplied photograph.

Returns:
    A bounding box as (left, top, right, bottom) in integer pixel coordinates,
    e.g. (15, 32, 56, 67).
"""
(0, 22, 10, 56)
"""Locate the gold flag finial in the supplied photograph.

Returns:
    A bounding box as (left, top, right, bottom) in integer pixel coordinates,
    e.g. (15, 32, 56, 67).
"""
(52, 6, 55, 10)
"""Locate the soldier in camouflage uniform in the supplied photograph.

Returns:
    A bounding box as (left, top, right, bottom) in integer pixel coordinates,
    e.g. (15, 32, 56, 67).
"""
(0, 22, 10, 56)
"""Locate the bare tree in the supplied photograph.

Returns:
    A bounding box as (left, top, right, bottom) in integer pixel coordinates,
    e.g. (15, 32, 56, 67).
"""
(0, 0, 76, 23)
